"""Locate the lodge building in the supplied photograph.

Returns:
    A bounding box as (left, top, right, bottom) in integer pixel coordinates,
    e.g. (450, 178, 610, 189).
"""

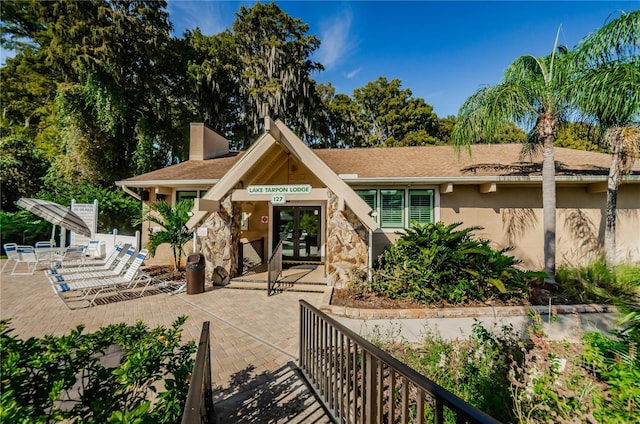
(117, 119, 640, 287)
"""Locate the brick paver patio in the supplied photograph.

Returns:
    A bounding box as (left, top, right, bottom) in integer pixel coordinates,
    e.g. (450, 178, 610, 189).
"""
(0, 260, 332, 423)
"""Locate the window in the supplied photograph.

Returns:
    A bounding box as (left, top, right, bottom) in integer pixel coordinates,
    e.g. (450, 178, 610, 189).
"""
(355, 189, 377, 221)
(380, 189, 404, 228)
(176, 190, 207, 203)
(176, 191, 198, 203)
(409, 190, 434, 225)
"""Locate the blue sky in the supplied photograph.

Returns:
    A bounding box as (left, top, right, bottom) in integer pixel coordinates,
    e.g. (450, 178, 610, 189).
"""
(168, 0, 637, 117)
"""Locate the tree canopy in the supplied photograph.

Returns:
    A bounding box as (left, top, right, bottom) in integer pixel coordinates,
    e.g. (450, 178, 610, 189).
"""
(0, 0, 616, 215)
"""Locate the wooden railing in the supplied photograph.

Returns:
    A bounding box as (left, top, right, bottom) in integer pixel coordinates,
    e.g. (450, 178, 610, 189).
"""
(181, 322, 214, 424)
(299, 301, 502, 424)
(267, 241, 283, 296)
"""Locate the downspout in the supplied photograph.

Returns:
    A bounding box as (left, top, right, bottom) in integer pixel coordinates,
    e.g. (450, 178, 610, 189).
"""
(368, 228, 373, 282)
(121, 185, 142, 201)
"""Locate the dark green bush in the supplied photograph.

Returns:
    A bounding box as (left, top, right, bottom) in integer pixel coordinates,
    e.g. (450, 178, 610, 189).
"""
(0, 317, 196, 423)
(371, 222, 544, 305)
(0, 210, 53, 249)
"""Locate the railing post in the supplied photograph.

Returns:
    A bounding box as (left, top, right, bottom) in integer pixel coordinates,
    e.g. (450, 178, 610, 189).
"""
(182, 321, 213, 424)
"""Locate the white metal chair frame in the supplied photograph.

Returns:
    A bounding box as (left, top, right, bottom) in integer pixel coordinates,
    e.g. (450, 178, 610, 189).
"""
(1, 243, 19, 273)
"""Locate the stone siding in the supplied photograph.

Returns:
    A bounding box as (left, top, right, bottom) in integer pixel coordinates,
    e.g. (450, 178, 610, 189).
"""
(201, 194, 240, 281)
(326, 192, 369, 288)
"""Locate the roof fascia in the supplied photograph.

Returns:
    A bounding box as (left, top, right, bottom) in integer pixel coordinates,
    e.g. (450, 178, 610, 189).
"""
(342, 175, 640, 184)
(273, 119, 379, 230)
(115, 180, 219, 187)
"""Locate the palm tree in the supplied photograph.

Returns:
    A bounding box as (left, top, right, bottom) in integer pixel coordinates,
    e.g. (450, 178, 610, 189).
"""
(452, 30, 572, 283)
(570, 10, 640, 269)
(137, 200, 194, 271)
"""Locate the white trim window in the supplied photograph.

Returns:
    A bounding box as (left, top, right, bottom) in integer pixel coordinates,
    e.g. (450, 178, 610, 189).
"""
(380, 189, 405, 228)
(408, 189, 434, 226)
(175, 190, 207, 203)
(355, 188, 436, 229)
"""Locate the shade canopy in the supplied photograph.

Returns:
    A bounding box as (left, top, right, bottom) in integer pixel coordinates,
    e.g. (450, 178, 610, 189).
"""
(17, 198, 92, 238)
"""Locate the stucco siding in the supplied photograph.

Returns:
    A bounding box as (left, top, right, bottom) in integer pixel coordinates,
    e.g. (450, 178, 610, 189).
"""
(440, 184, 640, 270)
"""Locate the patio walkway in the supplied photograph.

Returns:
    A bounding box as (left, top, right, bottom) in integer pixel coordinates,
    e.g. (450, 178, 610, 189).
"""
(0, 261, 333, 423)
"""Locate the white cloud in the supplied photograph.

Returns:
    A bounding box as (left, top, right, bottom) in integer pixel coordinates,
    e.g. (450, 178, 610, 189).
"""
(316, 9, 354, 69)
(345, 67, 362, 79)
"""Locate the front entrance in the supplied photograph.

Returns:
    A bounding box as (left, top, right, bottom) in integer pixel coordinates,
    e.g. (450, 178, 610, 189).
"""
(273, 206, 321, 262)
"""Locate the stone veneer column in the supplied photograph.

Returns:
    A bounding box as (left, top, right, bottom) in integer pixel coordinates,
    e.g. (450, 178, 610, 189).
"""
(200, 193, 240, 281)
(325, 191, 369, 288)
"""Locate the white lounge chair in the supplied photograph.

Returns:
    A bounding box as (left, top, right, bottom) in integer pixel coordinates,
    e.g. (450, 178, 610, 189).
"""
(53, 250, 151, 307)
(46, 243, 130, 276)
(50, 242, 128, 270)
(47, 246, 136, 283)
(1, 243, 19, 273)
(83, 240, 102, 258)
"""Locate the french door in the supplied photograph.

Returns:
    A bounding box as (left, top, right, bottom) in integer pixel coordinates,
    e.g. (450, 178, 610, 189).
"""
(273, 206, 321, 261)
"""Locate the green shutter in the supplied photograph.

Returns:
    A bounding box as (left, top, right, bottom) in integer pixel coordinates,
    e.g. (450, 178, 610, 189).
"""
(355, 189, 377, 211)
(380, 189, 404, 228)
(409, 190, 433, 225)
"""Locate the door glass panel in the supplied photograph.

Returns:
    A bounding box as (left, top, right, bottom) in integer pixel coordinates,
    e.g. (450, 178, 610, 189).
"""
(277, 208, 295, 258)
(299, 208, 320, 258)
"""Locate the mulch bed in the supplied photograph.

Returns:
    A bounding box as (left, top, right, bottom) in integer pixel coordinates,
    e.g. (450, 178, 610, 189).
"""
(331, 287, 575, 309)
(143, 265, 186, 283)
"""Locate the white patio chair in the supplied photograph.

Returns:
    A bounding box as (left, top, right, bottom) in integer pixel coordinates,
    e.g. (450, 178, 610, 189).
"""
(11, 245, 46, 275)
(1, 243, 19, 273)
(35, 240, 58, 266)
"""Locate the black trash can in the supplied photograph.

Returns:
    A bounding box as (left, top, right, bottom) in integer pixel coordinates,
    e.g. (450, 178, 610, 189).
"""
(186, 253, 205, 295)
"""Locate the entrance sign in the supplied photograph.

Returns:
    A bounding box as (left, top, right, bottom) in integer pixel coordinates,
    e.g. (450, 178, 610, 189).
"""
(197, 226, 208, 237)
(70, 199, 98, 246)
(271, 195, 286, 204)
(247, 184, 312, 195)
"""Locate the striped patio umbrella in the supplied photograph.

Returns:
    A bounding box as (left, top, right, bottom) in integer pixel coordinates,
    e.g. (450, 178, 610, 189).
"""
(16, 198, 92, 238)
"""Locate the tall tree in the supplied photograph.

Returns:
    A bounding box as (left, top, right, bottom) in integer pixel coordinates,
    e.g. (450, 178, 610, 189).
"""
(571, 10, 640, 268)
(452, 32, 572, 283)
(232, 1, 325, 145)
(183, 28, 242, 141)
(1, 0, 182, 185)
(352, 77, 440, 147)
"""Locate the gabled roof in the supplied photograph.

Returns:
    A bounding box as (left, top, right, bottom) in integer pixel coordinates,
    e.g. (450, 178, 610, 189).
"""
(118, 143, 638, 187)
(183, 119, 378, 231)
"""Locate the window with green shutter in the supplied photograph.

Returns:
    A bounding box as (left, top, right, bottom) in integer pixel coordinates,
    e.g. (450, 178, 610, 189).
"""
(380, 189, 404, 228)
(409, 189, 434, 225)
(355, 189, 377, 222)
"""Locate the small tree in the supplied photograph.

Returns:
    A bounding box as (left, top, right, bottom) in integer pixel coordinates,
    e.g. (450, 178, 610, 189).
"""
(138, 200, 193, 271)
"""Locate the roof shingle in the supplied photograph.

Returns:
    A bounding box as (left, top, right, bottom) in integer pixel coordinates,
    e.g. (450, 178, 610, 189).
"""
(119, 144, 638, 184)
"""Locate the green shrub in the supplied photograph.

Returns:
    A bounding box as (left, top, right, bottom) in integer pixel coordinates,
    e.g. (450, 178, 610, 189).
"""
(0, 317, 196, 423)
(384, 321, 520, 422)
(582, 331, 640, 423)
(0, 210, 53, 248)
(556, 258, 640, 304)
(371, 222, 543, 305)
